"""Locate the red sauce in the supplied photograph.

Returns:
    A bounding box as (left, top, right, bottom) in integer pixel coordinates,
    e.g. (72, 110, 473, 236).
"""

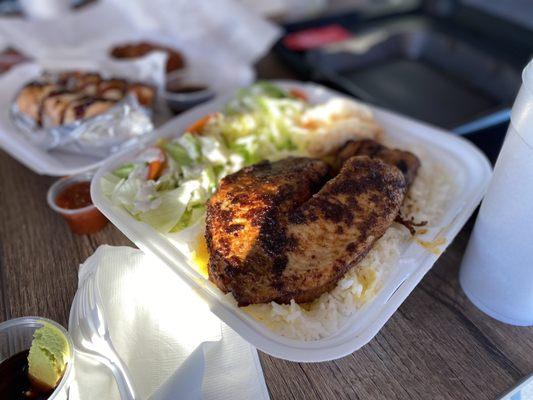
(54, 181, 107, 234)
(56, 181, 92, 210)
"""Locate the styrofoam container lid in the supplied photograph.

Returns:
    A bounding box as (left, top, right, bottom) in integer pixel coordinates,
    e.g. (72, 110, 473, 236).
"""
(91, 81, 492, 362)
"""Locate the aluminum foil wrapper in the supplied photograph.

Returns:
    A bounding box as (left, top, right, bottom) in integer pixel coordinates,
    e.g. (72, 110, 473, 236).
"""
(11, 93, 154, 159)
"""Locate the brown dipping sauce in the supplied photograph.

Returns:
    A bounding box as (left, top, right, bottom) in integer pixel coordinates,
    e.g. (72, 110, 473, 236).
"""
(55, 181, 92, 210)
(0, 350, 51, 400)
(165, 81, 208, 95)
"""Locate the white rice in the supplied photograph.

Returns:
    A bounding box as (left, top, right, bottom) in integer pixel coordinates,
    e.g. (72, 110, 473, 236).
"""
(172, 141, 456, 341)
(240, 145, 456, 341)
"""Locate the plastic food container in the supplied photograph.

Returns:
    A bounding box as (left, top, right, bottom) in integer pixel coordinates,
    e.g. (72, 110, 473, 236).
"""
(92, 81, 492, 362)
(163, 71, 215, 113)
(48, 172, 108, 235)
(0, 61, 253, 176)
(0, 316, 74, 400)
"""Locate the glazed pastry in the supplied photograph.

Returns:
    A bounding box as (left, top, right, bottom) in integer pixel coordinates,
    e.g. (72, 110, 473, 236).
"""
(127, 83, 156, 107)
(79, 82, 100, 97)
(41, 91, 84, 127)
(15, 82, 59, 123)
(97, 79, 128, 100)
(62, 97, 116, 125)
(110, 41, 185, 73)
(58, 71, 101, 90)
(72, 73, 102, 96)
(81, 99, 116, 121)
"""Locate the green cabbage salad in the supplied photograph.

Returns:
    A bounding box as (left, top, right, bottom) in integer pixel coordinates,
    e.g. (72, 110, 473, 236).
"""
(101, 82, 313, 233)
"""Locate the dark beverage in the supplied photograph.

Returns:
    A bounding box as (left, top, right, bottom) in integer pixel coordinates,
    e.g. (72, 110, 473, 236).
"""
(0, 350, 50, 400)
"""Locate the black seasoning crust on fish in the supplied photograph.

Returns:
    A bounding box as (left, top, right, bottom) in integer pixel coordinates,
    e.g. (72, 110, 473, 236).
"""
(206, 157, 330, 305)
(206, 154, 408, 306)
(337, 139, 420, 187)
(282, 156, 406, 303)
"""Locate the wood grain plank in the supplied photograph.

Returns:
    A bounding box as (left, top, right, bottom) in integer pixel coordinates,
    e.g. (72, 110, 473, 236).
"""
(0, 243, 10, 321)
(0, 150, 133, 325)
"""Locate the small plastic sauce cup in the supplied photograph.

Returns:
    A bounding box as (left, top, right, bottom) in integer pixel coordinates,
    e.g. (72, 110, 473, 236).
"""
(163, 71, 214, 113)
(47, 172, 108, 235)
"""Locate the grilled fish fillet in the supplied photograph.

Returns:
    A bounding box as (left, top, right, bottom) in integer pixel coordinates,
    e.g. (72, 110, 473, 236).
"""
(206, 157, 330, 304)
(206, 155, 407, 305)
(337, 139, 420, 187)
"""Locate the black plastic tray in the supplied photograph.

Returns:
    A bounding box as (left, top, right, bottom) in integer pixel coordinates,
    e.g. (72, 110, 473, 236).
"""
(307, 16, 521, 131)
(274, 3, 533, 161)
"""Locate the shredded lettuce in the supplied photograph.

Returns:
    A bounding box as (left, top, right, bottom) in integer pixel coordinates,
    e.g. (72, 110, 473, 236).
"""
(113, 163, 135, 179)
(171, 205, 205, 232)
(164, 142, 192, 166)
(179, 133, 201, 162)
(101, 173, 122, 197)
(103, 82, 309, 232)
(139, 183, 195, 233)
(111, 171, 143, 214)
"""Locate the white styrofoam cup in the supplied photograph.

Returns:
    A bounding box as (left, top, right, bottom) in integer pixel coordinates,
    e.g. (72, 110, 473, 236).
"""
(460, 59, 533, 326)
(19, 0, 71, 19)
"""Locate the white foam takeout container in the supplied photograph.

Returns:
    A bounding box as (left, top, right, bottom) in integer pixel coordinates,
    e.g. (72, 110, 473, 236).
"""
(0, 62, 254, 176)
(92, 81, 492, 362)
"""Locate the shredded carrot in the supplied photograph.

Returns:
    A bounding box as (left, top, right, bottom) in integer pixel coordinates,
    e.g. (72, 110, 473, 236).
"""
(289, 88, 308, 102)
(147, 152, 165, 180)
(186, 113, 213, 134)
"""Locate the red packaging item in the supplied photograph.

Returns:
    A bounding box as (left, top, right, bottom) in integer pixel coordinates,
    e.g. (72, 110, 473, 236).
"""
(283, 24, 351, 51)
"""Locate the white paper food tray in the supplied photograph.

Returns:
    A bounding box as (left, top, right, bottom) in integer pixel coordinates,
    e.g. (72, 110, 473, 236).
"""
(92, 81, 492, 362)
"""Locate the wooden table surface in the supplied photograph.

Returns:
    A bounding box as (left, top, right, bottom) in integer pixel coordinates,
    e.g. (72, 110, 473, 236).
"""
(1, 54, 532, 400)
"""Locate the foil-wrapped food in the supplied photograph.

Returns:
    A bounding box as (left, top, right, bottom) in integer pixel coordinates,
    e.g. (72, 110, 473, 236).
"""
(11, 70, 157, 157)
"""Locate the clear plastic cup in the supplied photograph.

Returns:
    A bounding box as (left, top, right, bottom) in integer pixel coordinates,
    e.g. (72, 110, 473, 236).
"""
(47, 172, 108, 235)
(0, 317, 74, 399)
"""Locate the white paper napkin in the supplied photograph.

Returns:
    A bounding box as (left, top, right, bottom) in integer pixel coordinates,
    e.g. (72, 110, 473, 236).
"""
(69, 245, 269, 400)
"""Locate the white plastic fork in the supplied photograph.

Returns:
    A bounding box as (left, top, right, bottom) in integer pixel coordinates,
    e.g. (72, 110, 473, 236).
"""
(70, 273, 137, 400)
